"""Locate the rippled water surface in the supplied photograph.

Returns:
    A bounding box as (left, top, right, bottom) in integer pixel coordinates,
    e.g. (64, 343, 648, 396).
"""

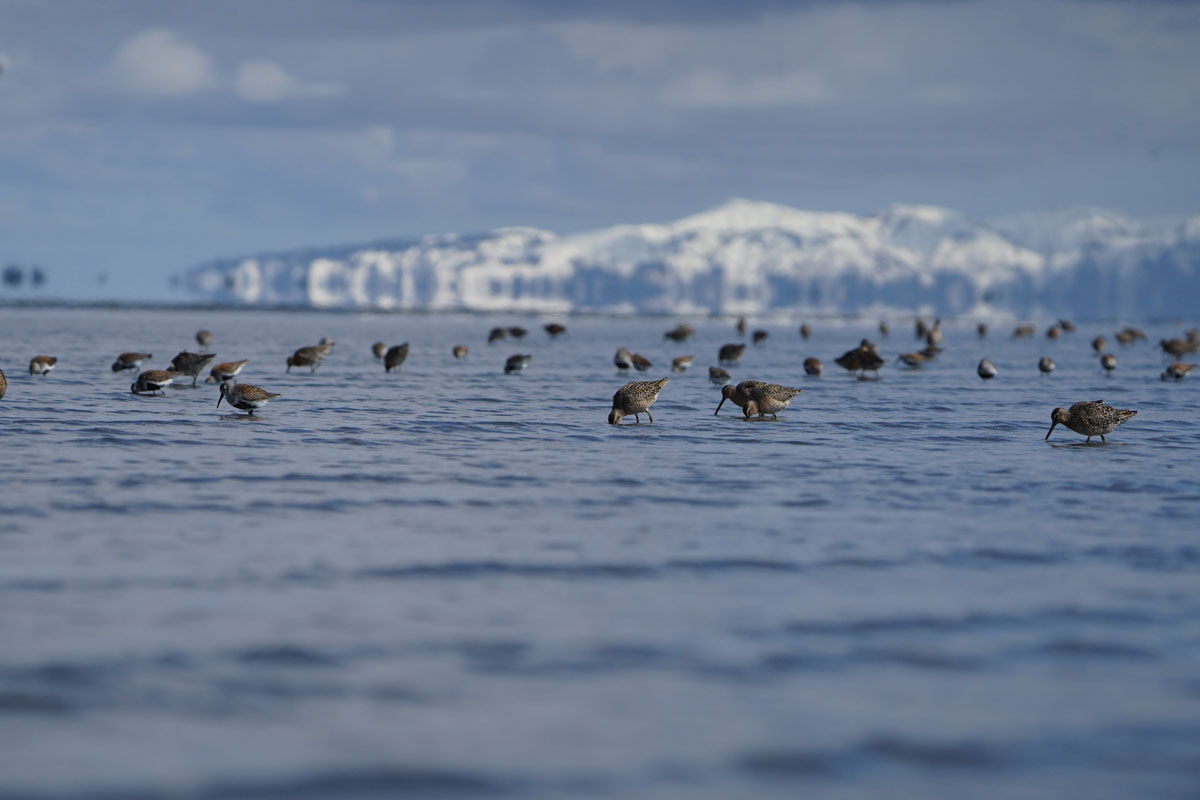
(1, 307, 1199, 799)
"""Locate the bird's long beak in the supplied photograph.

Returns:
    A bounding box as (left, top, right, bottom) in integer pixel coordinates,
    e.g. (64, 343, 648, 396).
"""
(714, 397, 726, 415)
(1044, 421, 1057, 441)
(216, 392, 224, 409)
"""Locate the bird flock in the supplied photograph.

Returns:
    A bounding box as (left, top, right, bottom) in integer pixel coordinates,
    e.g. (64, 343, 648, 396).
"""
(1, 314, 1193, 442)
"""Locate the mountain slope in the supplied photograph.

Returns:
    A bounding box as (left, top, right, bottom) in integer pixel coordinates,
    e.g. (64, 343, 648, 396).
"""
(183, 200, 1200, 317)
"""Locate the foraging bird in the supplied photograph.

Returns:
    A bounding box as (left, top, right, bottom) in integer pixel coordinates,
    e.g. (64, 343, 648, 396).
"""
(111, 352, 152, 372)
(614, 347, 634, 371)
(878, 321, 890, 337)
(1162, 362, 1196, 381)
(708, 366, 731, 385)
(170, 352, 215, 386)
(29, 355, 57, 376)
(1046, 324, 1060, 340)
(977, 322, 988, 338)
(925, 319, 943, 350)
(714, 380, 766, 416)
(752, 329, 769, 345)
(977, 358, 998, 379)
(1038, 356, 1056, 374)
(835, 342, 883, 377)
(664, 324, 694, 342)
(196, 329, 213, 347)
(631, 353, 653, 371)
(507, 326, 528, 339)
(488, 327, 507, 343)
(217, 381, 281, 415)
(609, 377, 668, 424)
(915, 319, 929, 340)
(1092, 336, 1107, 353)
(718, 343, 746, 364)
(504, 354, 531, 374)
(1100, 353, 1118, 373)
(384, 343, 409, 373)
(1045, 401, 1137, 443)
(544, 323, 567, 337)
(453, 345, 469, 360)
(1012, 323, 1035, 338)
(736, 317, 747, 335)
(803, 357, 823, 376)
(204, 360, 248, 384)
(743, 383, 801, 420)
(671, 355, 694, 372)
(131, 370, 181, 395)
(1160, 338, 1199, 358)
(0, 368, 7, 400)
(372, 341, 387, 359)
(799, 324, 811, 340)
(1059, 319, 1076, 332)
(897, 352, 932, 368)
(286, 346, 322, 374)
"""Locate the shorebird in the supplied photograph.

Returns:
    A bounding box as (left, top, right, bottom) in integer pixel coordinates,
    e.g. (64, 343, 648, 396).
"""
(1012, 323, 1036, 338)
(878, 321, 890, 337)
(1092, 336, 1107, 353)
(1161, 338, 1199, 358)
(803, 357, 823, 376)
(111, 352, 152, 372)
(743, 383, 800, 420)
(1059, 319, 1076, 332)
(835, 343, 883, 378)
(1117, 326, 1146, 344)
(488, 327, 507, 343)
(372, 341, 387, 359)
(897, 352, 932, 368)
(671, 355, 694, 372)
(714, 380, 766, 416)
(736, 317, 747, 335)
(504, 353, 531, 374)
(609, 377, 668, 424)
(29, 355, 57, 376)
(614, 347, 634, 371)
(977, 322, 988, 338)
(169, 352, 215, 386)
(926, 320, 943, 349)
(915, 319, 929, 339)
(709, 366, 731, 385)
(752, 329, 769, 345)
(286, 346, 322, 374)
(507, 326, 528, 339)
(664, 324, 693, 342)
(1045, 401, 1137, 443)
(1100, 353, 1118, 373)
(204, 360, 248, 384)
(977, 358, 998, 379)
(1046, 324, 1061, 340)
(131, 369, 181, 395)
(384, 343, 409, 373)
(196, 330, 213, 347)
(453, 345, 469, 360)
(799, 323, 811, 340)
(1162, 362, 1196, 381)
(544, 323, 567, 337)
(217, 380, 281, 415)
(718, 343, 746, 364)
(631, 353, 653, 371)
(0, 368, 6, 400)
(1038, 356, 1056, 374)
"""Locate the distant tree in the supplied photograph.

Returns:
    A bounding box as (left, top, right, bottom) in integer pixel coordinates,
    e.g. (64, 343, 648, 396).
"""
(2, 265, 23, 288)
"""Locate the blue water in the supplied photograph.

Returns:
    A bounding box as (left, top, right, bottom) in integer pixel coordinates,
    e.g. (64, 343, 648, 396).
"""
(1, 307, 1198, 799)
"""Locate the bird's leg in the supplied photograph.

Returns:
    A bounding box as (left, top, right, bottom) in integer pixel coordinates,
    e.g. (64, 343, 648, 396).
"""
(647, 410, 654, 423)
(1100, 434, 1106, 443)
(1086, 436, 1092, 442)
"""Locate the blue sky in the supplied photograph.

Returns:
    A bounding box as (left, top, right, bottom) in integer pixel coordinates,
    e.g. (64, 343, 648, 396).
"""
(1, 0, 1198, 299)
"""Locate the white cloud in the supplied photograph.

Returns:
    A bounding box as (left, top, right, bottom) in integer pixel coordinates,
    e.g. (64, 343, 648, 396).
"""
(234, 59, 341, 103)
(665, 69, 831, 110)
(109, 29, 215, 95)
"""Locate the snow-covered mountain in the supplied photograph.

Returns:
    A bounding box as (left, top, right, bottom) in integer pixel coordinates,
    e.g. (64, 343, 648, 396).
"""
(182, 199, 1200, 318)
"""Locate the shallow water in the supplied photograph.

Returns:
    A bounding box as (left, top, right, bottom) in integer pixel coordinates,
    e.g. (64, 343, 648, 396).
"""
(1, 307, 1198, 799)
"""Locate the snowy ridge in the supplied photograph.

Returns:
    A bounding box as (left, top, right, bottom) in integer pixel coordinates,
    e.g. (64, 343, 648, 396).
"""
(183, 200, 1200, 317)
